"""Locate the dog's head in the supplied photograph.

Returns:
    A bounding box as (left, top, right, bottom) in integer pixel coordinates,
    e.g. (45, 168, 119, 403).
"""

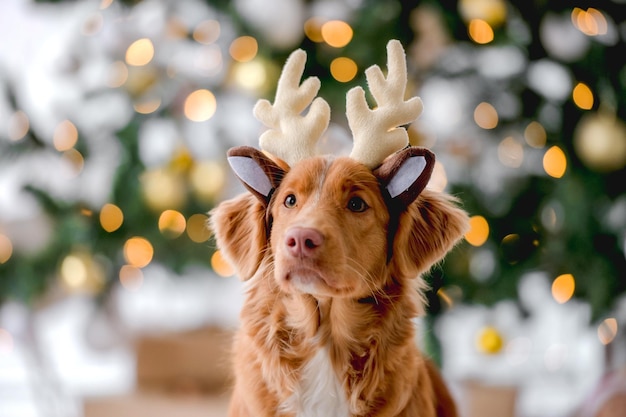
(210, 40, 468, 300)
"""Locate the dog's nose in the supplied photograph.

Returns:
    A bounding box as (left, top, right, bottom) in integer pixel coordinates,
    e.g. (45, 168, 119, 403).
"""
(285, 227, 324, 258)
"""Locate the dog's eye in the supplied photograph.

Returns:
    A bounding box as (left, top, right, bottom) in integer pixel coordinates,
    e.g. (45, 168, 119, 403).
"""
(347, 197, 368, 213)
(284, 194, 297, 208)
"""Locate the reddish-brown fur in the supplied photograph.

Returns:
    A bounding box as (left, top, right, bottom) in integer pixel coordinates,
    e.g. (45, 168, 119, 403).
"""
(210, 154, 468, 417)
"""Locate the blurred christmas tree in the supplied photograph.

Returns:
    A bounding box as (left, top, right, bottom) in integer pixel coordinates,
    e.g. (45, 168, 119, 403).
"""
(1, 0, 625, 326)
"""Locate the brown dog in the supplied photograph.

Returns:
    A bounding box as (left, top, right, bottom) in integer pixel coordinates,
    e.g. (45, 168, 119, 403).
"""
(210, 40, 469, 417)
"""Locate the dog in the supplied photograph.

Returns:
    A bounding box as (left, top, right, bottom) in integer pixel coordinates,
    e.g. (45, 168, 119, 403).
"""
(210, 40, 469, 417)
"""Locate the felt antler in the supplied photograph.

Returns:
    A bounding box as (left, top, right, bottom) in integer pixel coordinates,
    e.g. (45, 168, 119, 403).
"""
(347, 40, 424, 169)
(253, 49, 331, 167)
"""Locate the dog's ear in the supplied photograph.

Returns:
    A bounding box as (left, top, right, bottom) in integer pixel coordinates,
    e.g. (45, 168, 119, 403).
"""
(209, 192, 268, 280)
(227, 146, 286, 206)
(374, 147, 435, 210)
(390, 189, 469, 279)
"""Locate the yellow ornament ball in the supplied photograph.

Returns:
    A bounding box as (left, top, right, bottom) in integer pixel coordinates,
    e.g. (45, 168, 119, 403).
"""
(574, 112, 626, 172)
(476, 325, 504, 355)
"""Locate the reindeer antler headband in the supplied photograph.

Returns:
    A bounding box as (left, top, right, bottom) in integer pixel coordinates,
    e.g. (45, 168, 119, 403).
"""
(254, 39, 423, 169)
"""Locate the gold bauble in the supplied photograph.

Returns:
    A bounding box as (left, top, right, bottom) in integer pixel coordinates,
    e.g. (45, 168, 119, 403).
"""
(574, 112, 626, 172)
(476, 325, 504, 355)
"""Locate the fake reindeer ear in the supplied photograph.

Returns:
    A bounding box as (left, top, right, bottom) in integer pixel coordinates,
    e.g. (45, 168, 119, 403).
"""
(227, 146, 286, 206)
(374, 147, 435, 209)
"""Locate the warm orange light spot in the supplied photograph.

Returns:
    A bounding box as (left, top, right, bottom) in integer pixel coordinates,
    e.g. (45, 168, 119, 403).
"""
(119, 265, 144, 291)
(100, 203, 123, 232)
(184, 89, 217, 122)
(123, 237, 154, 268)
(524, 121, 547, 148)
(572, 7, 607, 36)
(474, 102, 498, 129)
(53, 120, 78, 151)
(321, 20, 353, 48)
(133, 98, 161, 114)
(187, 214, 211, 243)
(125, 38, 154, 66)
(0, 234, 13, 264)
(304, 17, 325, 43)
(7, 110, 29, 141)
(543, 146, 567, 178)
(552, 273, 575, 304)
(158, 210, 186, 238)
(330, 57, 358, 83)
(465, 215, 490, 247)
(598, 318, 618, 345)
(211, 250, 235, 277)
(193, 20, 220, 44)
(229, 36, 258, 62)
(468, 19, 494, 44)
(498, 136, 524, 168)
(573, 82, 594, 110)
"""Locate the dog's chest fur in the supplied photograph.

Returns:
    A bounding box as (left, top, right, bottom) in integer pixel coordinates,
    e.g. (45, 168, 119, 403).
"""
(282, 345, 350, 417)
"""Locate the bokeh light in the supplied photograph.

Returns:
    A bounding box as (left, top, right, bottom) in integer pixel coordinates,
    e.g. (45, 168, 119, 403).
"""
(321, 20, 353, 47)
(476, 325, 504, 355)
(428, 161, 448, 192)
(465, 215, 490, 246)
(571, 7, 608, 36)
(229, 36, 258, 62)
(524, 121, 547, 148)
(552, 273, 575, 304)
(100, 203, 124, 232)
(141, 169, 187, 212)
(63, 149, 85, 175)
(184, 89, 217, 122)
(189, 161, 225, 201)
(474, 102, 498, 129)
(7, 110, 29, 141)
(498, 136, 524, 168)
(119, 265, 144, 291)
(304, 17, 325, 43)
(125, 38, 154, 66)
(543, 145, 567, 178)
(186, 213, 211, 243)
(60, 252, 104, 294)
(0, 234, 13, 264)
(211, 250, 235, 277)
(61, 255, 88, 289)
(123, 237, 154, 268)
(107, 61, 129, 88)
(459, 0, 507, 27)
(597, 318, 618, 345)
(232, 60, 268, 92)
(572, 82, 594, 110)
(53, 120, 78, 151)
(468, 19, 494, 44)
(330, 57, 358, 83)
(193, 20, 221, 45)
(158, 209, 186, 238)
(134, 98, 161, 114)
